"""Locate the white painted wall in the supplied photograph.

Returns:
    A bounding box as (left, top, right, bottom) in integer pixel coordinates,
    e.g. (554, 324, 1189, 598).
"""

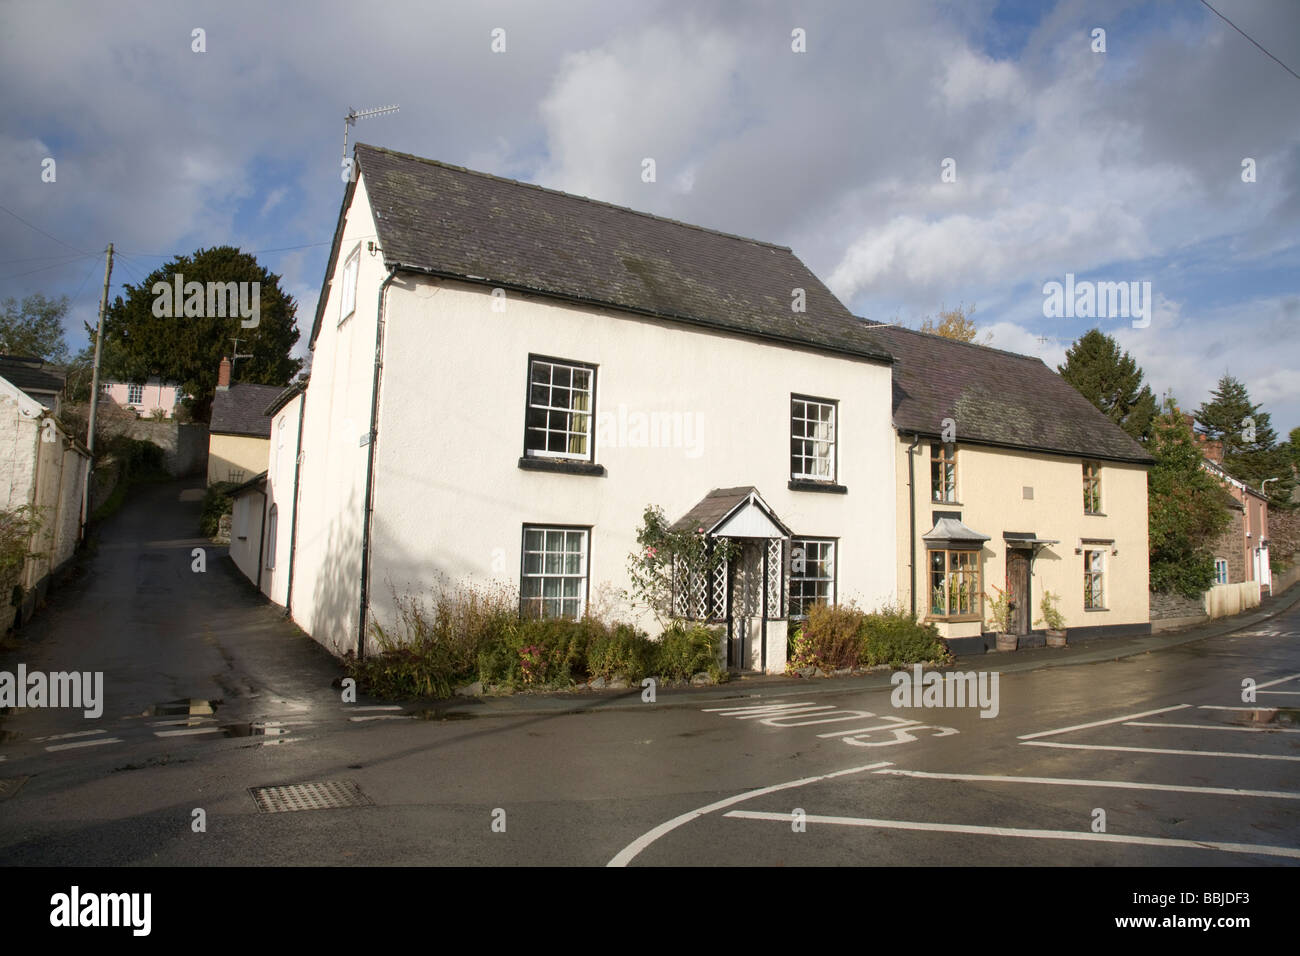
(365, 275, 899, 663)
(286, 174, 385, 655)
(230, 487, 266, 585)
(261, 393, 302, 606)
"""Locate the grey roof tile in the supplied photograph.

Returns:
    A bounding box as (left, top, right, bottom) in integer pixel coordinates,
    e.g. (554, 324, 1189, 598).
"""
(210, 383, 284, 437)
(311, 145, 893, 365)
(862, 324, 1153, 464)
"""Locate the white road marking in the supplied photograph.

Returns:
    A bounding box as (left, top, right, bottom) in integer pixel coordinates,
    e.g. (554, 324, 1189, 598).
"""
(1254, 672, 1300, 690)
(703, 702, 836, 719)
(46, 738, 122, 752)
(1018, 704, 1191, 740)
(1023, 740, 1300, 761)
(1199, 705, 1276, 711)
(817, 719, 921, 738)
(606, 761, 894, 867)
(31, 729, 107, 742)
(154, 727, 222, 737)
(149, 718, 215, 727)
(1125, 720, 1300, 734)
(1258, 691, 1300, 696)
(722, 811, 1300, 859)
(874, 768, 1300, 800)
(349, 705, 403, 712)
(348, 714, 415, 722)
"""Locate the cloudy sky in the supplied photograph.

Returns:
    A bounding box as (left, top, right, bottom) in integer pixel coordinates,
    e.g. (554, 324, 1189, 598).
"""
(2, 0, 1297, 433)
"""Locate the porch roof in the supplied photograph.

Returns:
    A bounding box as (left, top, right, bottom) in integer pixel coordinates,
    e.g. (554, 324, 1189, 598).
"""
(670, 486, 792, 538)
(922, 516, 991, 548)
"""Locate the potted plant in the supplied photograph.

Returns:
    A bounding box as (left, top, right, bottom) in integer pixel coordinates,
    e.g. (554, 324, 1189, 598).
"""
(986, 585, 1016, 651)
(1036, 591, 1067, 647)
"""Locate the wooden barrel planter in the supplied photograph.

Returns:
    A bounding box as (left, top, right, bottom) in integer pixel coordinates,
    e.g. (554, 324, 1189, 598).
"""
(1045, 630, 1068, 648)
(995, 633, 1018, 652)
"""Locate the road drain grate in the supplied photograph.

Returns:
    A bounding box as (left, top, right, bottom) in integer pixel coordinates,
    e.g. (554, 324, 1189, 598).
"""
(250, 780, 372, 813)
(0, 776, 30, 800)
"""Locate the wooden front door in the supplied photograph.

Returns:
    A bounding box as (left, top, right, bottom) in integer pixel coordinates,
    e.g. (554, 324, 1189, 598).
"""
(1006, 549, 1031, 635)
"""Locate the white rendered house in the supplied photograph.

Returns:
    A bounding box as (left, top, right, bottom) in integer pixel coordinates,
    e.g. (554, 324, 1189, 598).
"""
(264, 145, 901, 673)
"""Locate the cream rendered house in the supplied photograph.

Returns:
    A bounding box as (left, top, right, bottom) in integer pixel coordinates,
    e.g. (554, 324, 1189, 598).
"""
(206, 358, 283, 486)
(868, 325, 1153, 653)
(266, 144, 901, 672)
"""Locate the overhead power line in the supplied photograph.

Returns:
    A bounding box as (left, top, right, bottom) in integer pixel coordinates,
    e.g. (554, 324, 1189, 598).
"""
(1200, 0, 1300, 82)
(0, 202, 92, 257)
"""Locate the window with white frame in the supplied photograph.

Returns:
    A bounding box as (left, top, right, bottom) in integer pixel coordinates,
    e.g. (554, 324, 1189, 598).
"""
(1084, 548, 1106, 609)
(524, 357, 595, 460)
(789, 538, 835, 618)
(128, 383, 144, 405)
(521, 526, 588, 619)
(790, 395, 837, 481)
(1214, 558, 1228, 585)
(339, 246, 360, 324)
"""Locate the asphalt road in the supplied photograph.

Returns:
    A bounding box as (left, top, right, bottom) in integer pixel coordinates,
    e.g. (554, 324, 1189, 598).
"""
(1, 479, 1297, 866)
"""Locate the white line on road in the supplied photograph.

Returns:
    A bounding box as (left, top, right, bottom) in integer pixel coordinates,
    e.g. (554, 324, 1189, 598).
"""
(1254, 672, 1300, 690)
(874, 768, 1300, 800)
(1125, 720, 1300, 734)
(46, 738, 122, 752)
(349, 705, 403, 712)
(348, 715, 415, 722)
(606, 761, 894, 867)
(1198, 706, 1276, 711)
(1258, 691, 1300, 696)
(32, 729, 107, 742)
(1023, 741, 1300, 761)
(1018, 705, 1191, 740)
(722, 811, 1300, 859)
(149, 718, 215, 727)
(154, 727, 222, 737)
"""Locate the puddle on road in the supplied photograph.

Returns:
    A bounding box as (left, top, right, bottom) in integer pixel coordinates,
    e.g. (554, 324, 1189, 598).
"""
(221, 720, 298, 746)
(143, 698, 222, 717)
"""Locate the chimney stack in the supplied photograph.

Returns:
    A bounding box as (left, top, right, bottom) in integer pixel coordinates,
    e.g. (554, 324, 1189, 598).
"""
(217, 356, 231, 390)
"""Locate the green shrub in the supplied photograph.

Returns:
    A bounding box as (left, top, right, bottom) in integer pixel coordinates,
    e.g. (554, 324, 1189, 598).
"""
(586, 623, 656, 682)
(348, 583, 519, 699)
(859, 607, 951, 668)
(794, 602, 865, 671)
(655, 621, 721, 681)
(199, 481, 239, 537)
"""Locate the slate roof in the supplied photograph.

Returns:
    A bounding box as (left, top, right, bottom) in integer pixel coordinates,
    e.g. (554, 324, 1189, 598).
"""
(0, 355, 64, 403)
(210, 383, 285, 438)
(310, 144, 893, 366)
(861, 324, 1154, 465)
(669, 486, 792, 537)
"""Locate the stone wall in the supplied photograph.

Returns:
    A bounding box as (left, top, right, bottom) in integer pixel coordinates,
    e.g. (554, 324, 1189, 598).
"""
(1149, 589, 1205, 621)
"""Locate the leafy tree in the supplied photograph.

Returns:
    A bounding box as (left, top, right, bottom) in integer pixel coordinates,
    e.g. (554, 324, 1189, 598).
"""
(1148, 398, 1232, 597)
(918, 303, 990, 344)
(1194, 375, 1294, 504)
(100, 246, 301, 421)
(0, 293, 70, 362)
(1058, 329, 1157, 443)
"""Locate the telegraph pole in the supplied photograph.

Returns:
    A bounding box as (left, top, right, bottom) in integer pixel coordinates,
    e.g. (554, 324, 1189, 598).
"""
(81, 242, 114, 537)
